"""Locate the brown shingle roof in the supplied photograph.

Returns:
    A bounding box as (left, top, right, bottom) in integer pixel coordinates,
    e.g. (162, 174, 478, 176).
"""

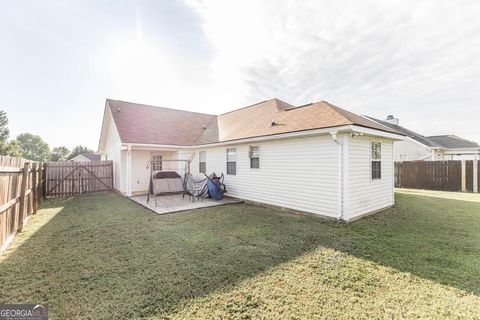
(108, 100, 217, 145)
(218, 99, 394, 141)
(107, 98, 395, 146)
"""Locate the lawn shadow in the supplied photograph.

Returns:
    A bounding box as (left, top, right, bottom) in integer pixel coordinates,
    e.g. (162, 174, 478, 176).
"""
(0, 191, 478, 319)
(329, 192, 480, 296)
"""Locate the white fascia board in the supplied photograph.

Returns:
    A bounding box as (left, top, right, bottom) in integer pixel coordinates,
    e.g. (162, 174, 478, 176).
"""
(349, 125, 405, 141)
(123, 125, 401, 151)
(443, 148, 480, 154)
(123, 125, 354, 150)
(97, 101, 110, 153)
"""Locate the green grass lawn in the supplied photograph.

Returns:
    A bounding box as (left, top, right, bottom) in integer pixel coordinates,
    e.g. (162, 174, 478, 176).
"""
(1, 190, 479, 319)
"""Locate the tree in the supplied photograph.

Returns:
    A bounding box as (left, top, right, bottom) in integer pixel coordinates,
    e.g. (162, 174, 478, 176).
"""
(0, 110, 10, 155)
(14, 133, 51, 161)
(50, 146, 70, 162)
(68, 145, 93, 160)
(6, 139, 21, 157)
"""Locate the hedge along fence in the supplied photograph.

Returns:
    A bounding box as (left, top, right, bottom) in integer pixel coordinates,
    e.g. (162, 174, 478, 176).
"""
(395, 160, 479, 192)
(0, 156, 44, 253)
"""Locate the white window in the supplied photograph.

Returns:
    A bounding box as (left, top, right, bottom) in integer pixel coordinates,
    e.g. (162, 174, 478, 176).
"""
(249, 146, 260, 169)
(226, 148, 236, 175)
(199, 151, 206, 174)
(371, 142, 381, 180)
(152, 154, 163, 171)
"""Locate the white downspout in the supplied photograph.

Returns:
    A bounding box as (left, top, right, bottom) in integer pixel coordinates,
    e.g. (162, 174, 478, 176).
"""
(330, 131, 345, 221)
(126, 144, 132, 196)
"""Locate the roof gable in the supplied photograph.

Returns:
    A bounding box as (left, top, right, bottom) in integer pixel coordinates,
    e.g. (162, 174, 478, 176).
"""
(69, 154, 91, 162)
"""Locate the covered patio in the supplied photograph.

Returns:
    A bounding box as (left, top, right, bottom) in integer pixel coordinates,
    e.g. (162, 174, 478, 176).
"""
(130, 194, 242, 214)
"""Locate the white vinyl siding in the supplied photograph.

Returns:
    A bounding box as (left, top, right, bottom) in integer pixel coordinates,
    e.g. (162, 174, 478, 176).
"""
(192, 135, 340, 218)
(347, 136, 394, 219)
(103, 109, 124, 193)
(393, 139, 431, 161)
(130, 150, 151, 193)
(106, 123, 396, 220)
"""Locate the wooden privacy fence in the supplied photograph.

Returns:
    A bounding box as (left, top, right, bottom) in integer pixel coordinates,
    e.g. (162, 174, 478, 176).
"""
(0, 156, 44, 253)
(395, 160, 479, 192)
(45, 160, 113, 197)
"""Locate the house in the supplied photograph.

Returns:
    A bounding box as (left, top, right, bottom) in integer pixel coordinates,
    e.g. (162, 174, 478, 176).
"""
(368, 116, 480, 161)
(68, 153, 102, 162)
(98, 98, 404, 222)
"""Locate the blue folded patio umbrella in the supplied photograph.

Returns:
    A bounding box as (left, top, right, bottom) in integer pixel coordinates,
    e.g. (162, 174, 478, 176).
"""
(207, 179, 224, 200)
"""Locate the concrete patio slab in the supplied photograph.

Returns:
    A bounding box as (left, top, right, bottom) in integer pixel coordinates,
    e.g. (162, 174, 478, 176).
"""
(130, 194, 243, 214)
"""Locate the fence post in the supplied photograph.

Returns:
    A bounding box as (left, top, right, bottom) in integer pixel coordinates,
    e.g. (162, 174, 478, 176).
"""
(110, 160, 114, 189)
(461, 160, 467, 192)
(473, 160, 478, 193)
(37, 163, 43, 205)
(18, 162, 30, 232)
(42, 163, 47, 198)
(32, 163, 38, 214)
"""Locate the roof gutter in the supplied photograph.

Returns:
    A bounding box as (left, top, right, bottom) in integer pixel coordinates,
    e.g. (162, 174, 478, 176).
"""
(443, 147, 480, 151)
(121, 125, 404, 150)
(122, 125, 352, 149)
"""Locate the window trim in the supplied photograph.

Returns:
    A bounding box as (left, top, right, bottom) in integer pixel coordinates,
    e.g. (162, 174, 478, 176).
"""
(226, 148, 237, 175)
(152, 154, 163, 171)
(249, 146, 260, 169)
(371, 141, 382, 180)
(199, 151, 206, 174)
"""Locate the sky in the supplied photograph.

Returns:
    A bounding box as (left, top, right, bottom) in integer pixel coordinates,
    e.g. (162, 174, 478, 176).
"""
(1, 0, 479, 150)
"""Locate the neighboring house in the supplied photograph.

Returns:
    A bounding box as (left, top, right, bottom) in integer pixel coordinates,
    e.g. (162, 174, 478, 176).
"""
(68, 153, 102, 162)
(98, 98, 403, 222)
(368, 116, 480, 161)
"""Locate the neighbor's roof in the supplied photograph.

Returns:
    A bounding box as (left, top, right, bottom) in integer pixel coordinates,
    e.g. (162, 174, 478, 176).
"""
(367, 117, 479, 149)
(427, 135, 479, 149)
(367, 117, 440, 148)
(80, 153, 101, 161)
(106, 98, 396, 146)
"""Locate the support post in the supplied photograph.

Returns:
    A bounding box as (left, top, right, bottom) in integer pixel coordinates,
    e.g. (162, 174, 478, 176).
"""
(461, 160, 467, 192)
(18, 162, 30, 232)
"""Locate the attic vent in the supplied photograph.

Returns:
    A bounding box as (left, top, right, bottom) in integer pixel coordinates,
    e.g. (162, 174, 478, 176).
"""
(117, 108, 121, 113)
(202, 126, 207, 130)
(271, 121, 285, 127)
